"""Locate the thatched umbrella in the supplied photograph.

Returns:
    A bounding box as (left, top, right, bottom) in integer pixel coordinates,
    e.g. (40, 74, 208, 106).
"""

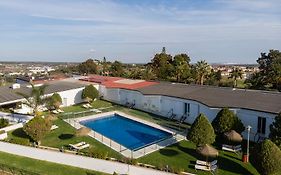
(197, 144, 218, 161)
(224, 130, 243, 143)
(75, 127, 91, 136)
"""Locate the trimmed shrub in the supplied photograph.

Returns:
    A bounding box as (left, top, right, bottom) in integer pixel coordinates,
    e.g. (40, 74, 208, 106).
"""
(81, 85, 99, 102)
(9, 137, 30, 146)
(0, 118, 9, 128)
(187, 113, 216, 146)
(23, 117, 52, 144)
(49, 93, 62, 109)
(269, 112, 281, 149)
(212, 108, 245, 134)
(252, 139, 281, 175)
(86, 148, 108, 159)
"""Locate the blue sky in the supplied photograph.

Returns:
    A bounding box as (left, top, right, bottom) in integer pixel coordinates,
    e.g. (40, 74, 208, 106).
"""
(0, 0, 280, 63)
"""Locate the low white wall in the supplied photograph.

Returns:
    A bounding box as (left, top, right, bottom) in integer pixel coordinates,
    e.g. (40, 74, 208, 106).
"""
(0, 133, 7, 140)
(0, 123, 23, 132)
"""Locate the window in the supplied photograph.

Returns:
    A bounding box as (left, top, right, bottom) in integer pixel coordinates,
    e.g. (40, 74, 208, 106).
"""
(257, 117, 266, 134)
(184, 103, 190, 114)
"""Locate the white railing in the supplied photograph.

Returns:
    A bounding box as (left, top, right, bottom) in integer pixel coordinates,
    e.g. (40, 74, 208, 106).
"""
(65, 118, 185, 159)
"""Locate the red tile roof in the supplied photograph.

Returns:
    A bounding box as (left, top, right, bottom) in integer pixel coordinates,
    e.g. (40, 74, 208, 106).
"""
(79, 75, 158, 90)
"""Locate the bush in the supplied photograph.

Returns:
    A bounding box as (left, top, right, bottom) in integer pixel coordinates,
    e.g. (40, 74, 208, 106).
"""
(269, 112, 281, 149)
(82, 85, 99, 102)
(9, 137, 30, 146)
(252, 139, 281, 175)
(212, 108, 245, 135)
(49, 93, 62, 109)
(86, 148, 108, 159)
(0, 118, 9, 128)
(187, 113, 216, 146)
(23, 117, 52, 144)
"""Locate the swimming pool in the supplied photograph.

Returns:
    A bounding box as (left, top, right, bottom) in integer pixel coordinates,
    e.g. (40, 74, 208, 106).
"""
(80, 113, 172, 150)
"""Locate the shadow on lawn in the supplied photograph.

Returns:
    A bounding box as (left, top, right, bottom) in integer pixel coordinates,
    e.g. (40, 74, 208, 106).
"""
(218, 155, 254, 175)
(58, 134, 74, 140)
(11, 128, 30, 139)
(159, 148, 179, 157)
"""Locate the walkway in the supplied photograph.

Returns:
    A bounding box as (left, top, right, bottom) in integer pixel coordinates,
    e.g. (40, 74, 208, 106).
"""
(0, 142, 176, 175)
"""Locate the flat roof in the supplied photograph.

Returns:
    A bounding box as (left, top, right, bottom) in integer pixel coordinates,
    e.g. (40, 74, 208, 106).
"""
(136, 83, 281, 114)
(0, 81, 85, 106)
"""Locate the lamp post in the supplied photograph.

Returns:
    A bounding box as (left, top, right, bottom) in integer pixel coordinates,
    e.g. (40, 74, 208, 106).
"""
(246, 125, 252, 162)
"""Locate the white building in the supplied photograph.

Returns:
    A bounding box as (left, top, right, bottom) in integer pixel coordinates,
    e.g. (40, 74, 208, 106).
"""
(98, 80, 281, 142)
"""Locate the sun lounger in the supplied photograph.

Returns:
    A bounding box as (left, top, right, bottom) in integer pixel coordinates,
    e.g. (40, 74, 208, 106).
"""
(52, 110, 59, 114)
(196, 160, 217, 166)
(69, 142, 90, 150)
(57, 109, 64, 113)
(51, 125, 59, 130)
(82, 104, 89, 109)
(195, 164, 217, 171)
(222, 144, 242, 153)
(86, 104, 92, 108)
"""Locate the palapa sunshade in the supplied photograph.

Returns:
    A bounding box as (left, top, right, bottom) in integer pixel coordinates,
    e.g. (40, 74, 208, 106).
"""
(197, 144, 219, 158)
(224, 130, 243, 143)
(76, 127, 91, 136)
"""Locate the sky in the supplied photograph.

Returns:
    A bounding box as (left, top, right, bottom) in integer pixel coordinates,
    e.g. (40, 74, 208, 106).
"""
(0, 0, 280, 63)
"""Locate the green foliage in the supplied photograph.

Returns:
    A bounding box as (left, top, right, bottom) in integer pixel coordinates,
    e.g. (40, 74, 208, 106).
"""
(49, 93, 62, 109)
(269, 113, 281, 149)
(212, 108, 245, 134)
(248, 49, 281, 91)
(16, 84, 48, 116)
(86, 147, 108, 159)
(252, 139, 281, 175)
(194, 60, 211, 85)
(82, 85, 99, 101)
(9, 137, 30, 146)
(0, 118, 9, 128)
(78, 59, 98, 75)
(172, 54, 191, 83)
(187, 113, 216, 146)
(229, 68, 243, 87)
(150, 52, 174, 80)
(23, 117, 52, 144)
(110, 61, 124, 77)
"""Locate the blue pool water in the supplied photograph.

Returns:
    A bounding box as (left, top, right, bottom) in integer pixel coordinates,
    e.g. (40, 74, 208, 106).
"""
(80, 114, 172, 150)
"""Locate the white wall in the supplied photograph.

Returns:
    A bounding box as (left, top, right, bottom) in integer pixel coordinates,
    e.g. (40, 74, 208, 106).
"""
(54, 87, 85, 107)
(101, 87, 277, 141)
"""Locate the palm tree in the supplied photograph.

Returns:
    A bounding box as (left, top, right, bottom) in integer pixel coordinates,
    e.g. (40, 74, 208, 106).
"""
(229, 68, 243, 87)
(17, 84, 48, 116)
(195, 60, 211, 85)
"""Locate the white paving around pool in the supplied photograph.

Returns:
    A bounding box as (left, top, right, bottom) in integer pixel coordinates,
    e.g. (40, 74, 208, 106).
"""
(65, 111, 185, 158)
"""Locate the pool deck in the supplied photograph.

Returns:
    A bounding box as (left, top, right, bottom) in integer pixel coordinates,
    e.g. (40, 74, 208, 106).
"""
(65, 111, 185, 158)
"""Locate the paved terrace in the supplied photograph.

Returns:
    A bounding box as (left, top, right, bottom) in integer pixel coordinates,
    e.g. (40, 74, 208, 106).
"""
(0, 142, 179, 175)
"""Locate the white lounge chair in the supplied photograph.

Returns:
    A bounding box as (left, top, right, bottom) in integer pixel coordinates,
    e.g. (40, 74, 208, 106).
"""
(222, 144, 242, 153)
(82, 104, 90, 109)
(52, 110, 59, 114)
(195, 164, 217, 172)
(196, 160, 217, 167)
(69, 142, 90, 150)
(57, 109, 64, 113)
(51, 125, 59, 131)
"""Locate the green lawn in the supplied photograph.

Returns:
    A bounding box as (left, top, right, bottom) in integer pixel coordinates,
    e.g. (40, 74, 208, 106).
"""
(138, 140, 259, 175)
(0, 151, 108, 175)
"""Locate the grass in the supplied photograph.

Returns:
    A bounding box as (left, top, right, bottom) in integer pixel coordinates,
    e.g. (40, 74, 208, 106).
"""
(7, 100, 260, 175)
(0, 151, 108, 175)
(138, 140, 259, 175)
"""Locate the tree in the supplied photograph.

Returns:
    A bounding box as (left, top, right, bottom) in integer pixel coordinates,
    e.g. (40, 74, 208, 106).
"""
(229, 68, 243, 88)
(110, 61, 124, 77)
(150, 49, 173, 80)
(82, 85, 99, 102)
(252, 139, 281, 175)
(141, 66, 156, 80)
(194, 60, 211, 85)
(23, 117, 52, 145)
(101, 57, 110, 76)
(49, 93, 62, 109)
(269, 113, 281, 149)
(17, 84, 48, 116)
(172, 54, 191, 82)
(187, 113, 216, 146)
(212, 108, 245, 134)
(78, 59, 98, 75)
(248, 49, 281, 90)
